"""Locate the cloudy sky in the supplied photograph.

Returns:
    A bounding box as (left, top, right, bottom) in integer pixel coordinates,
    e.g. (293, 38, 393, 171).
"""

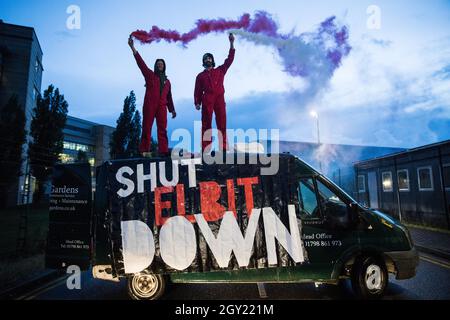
(1, 0, 449, 149)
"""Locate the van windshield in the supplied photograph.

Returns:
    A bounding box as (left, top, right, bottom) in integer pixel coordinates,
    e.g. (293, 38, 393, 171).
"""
(316, 175, 357, 205)
(293, 157, 357, 205)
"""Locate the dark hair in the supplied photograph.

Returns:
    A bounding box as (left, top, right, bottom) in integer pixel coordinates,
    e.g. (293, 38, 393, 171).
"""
(154, 59, 166, 74)
(202, 53, 215, 68)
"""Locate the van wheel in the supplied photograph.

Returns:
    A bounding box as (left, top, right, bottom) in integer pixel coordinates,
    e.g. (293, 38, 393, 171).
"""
(351, 256, 388, 299)
(127, 270, 165, 300)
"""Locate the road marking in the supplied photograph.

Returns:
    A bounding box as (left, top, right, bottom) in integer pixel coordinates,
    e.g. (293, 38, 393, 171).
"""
(419, 255, 450, 270)
(257, 282, 268, 298)
(17, 276, 69, 300)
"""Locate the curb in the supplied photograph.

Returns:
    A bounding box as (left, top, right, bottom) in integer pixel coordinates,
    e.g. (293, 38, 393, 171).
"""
(406, 224, 450, 235)
(0, 269, 65, 300)
(415, 245, 450, 261)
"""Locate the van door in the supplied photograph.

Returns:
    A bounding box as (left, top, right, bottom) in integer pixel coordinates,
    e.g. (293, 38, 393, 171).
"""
(45, 163, 93, 270)
(294, 176, 360, 280)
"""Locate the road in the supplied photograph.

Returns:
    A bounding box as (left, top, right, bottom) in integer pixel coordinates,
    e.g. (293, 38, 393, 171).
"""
(18, 252, 450, 300)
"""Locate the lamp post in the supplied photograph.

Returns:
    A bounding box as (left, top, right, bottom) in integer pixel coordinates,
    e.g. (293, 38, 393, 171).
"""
(310, 110, 322, 171)
(310, 110, 320, 144)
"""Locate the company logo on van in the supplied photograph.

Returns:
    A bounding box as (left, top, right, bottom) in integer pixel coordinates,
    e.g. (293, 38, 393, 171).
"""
(51, 185, 79, 194)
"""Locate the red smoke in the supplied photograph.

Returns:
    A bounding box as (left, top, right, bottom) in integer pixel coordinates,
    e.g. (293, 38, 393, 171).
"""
(131, 11, 278, 45)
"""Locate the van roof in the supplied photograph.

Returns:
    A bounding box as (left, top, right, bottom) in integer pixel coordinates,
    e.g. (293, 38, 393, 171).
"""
(103, 152, 319, 177)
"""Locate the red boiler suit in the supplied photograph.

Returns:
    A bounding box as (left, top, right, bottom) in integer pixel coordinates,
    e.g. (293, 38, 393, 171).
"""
(133, 52, 175, 154)
(194, 48, 235, 151)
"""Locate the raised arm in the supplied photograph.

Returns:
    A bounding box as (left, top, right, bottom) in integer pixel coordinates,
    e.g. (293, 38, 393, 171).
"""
(219, 33, 235, 74)
(128, 35, 153, 78)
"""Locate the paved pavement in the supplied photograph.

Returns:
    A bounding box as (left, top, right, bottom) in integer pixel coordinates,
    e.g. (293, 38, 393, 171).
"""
(3, 223, 450, 300)
(407, 225, 450, 259)
(13, 254, 450, 300)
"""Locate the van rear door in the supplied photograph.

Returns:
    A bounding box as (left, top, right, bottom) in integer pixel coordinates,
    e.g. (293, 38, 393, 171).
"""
(45, 163, 93, 270)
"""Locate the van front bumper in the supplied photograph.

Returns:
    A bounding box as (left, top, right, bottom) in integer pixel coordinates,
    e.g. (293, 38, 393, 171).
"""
(384, 247, 419, 280)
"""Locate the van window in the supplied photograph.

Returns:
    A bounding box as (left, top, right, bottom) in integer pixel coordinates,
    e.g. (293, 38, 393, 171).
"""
(316, 180, 348, 217)
(298, 178, 320, 219)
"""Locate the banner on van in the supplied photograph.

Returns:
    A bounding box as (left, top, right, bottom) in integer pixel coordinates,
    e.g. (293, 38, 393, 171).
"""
(102, 155, 308, 275)
(46, 163, 92, 270)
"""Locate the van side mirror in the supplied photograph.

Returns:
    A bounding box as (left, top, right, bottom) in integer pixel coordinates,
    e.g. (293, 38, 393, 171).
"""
(349, 202, 359, 221)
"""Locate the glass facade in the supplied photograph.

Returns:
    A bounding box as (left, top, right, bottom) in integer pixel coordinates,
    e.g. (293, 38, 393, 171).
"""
(63, 141, 95, 153)
(59, 153, 75, 163)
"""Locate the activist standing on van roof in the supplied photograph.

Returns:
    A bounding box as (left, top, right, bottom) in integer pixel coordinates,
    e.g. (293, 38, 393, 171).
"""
(128, 35, 177, 157)
(194, 33, 235, 152)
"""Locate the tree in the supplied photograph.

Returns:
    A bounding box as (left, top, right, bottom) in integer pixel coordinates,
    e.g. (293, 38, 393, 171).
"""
(127, 109, 142, 157)
(110, 91, 142, 159)
(0, 95, 27, 208)
(76, 150, 89, 163)
(28, 85, 68, 204)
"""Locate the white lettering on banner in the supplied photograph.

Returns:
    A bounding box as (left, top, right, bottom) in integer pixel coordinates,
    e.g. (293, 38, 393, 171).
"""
(115, 155, 280, 197)
(159, 216, 197, 270)
(116, 166, 134, 197)
(263, 205, 304, 265)
(180, 158, 202, 188)
(159, 161, 179, 187)
(121, 220, 155, 274)
(120, 206, 305, 273)
(137, 162, 157, 192)
(195, 209, 261, 268)
(117, 159, 202, 197)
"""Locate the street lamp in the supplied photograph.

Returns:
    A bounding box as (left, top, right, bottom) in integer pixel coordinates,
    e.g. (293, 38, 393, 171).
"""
(310, 110, 322, 171)
(309, 110, 320, 145)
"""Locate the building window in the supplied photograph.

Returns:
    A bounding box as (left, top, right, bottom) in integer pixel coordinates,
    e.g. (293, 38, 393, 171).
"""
(358, 175, 366, 193)
(65, 124, 91, 135)
(444, 164, 450, 191)
(35, 58, 41, 73)
(59, 153, 75, 163)
(382, 171, 393, 192)
(33, 86, 39, 101)
(397, 169, 410, 192)
(63, 141, 95, 153)
(417, 166, 434, 191)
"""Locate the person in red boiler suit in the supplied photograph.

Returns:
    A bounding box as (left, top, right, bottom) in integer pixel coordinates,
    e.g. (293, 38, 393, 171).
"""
(194, 33, 235, 152)
(128, 35, 177, 157)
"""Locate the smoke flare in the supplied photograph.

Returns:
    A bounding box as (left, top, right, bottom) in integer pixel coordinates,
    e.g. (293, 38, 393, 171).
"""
(131, 12, 277, 45)
(131, 11, 351, 103)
